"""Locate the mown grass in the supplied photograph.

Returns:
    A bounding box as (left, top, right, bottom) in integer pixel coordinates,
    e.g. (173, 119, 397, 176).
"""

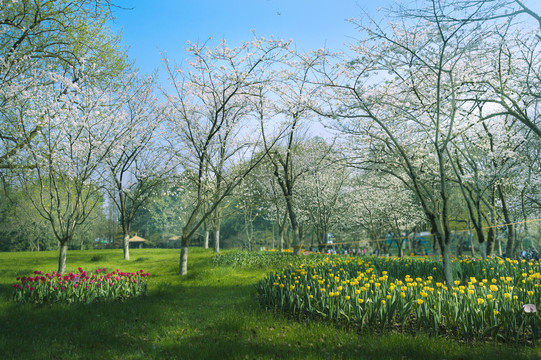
(0, 248, 540, 359)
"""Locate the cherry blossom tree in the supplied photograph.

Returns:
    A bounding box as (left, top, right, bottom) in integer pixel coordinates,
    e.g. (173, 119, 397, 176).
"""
(316, 0, 491, 284)
(246, 158, 290, 251)
(295, 138, 348, 251)
(448, 113, 526, 257)
(163, 37, 290, 275)
(0, 0, 127, 170)
(342, 171, 426, 257)
(428, 0, 541, 256)
(21, 72, 129, 274)
(257, 51, 325, 255)
(103, 74, 172, 261)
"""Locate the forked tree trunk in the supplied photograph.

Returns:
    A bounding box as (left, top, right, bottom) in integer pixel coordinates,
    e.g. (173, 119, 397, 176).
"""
(58, 242, 68, 274)
(123, 233, 130, 260)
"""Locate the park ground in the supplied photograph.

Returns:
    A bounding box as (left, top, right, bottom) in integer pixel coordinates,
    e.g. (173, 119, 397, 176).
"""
(1, 248, 540, 359)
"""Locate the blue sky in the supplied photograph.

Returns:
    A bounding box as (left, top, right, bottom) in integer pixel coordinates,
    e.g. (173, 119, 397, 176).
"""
(111, 0, 388, 76)
(110, 0, 541, 78)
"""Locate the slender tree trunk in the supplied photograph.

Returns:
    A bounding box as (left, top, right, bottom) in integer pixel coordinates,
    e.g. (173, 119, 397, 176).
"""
(279, 230, 284, 252)
(498, 185, 517, 258)
(214, 228, 220, 253)
(284, 198, 302, 255)
(432, 220, 453, 286)
(180, 241, 188, 275)
(292, 226, 301, 255)
(486, 205, 496, 257)
(397, 238, 404, 258)
(58, 242, 68, 274)
(204, 229, 209, 249)
(271, 231, 274, 249)
(470, 233, 476, 257)
(123, 233, 130, 261)
(486, 227, 495, 258)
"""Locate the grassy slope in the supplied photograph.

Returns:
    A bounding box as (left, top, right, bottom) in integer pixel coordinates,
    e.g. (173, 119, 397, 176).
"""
(0, 248, 540, 360)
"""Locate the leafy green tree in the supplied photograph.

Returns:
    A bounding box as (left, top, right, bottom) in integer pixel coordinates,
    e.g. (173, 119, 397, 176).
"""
(0, 180, 55, 251)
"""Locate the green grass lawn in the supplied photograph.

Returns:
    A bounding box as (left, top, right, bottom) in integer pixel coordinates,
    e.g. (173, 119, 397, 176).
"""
(0, 248, 540, 359)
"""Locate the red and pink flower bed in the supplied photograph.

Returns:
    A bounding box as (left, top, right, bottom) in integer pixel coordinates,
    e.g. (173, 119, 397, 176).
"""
(12, 267, 150, 304)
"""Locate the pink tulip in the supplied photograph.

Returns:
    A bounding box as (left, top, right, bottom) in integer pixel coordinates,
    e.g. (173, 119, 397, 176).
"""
(523, 304, 537, 313)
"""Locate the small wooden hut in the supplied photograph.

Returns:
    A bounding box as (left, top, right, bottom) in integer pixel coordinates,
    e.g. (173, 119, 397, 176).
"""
(167, 235, 181, 248)
(129, 235, 146, 249)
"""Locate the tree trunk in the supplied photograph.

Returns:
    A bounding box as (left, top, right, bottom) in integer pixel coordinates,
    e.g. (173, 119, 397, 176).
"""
(58, 242, 68, 274)
(123, 233, 130, 261)
(486, 227, 494, 258)
(204, 229, 210, 249)
(292, 225, 301, 255)
(214, 228, 220, 253)
(271, 231, 274, 249)
(432, 220, 453, 286)
(470, 232, 476, 257)
(285, 200, 301, 255)
(486, 207, 496, 258)
(498, 185, 517, 258)
(397, 238, 404, 258)
(473, 225, 485, 257)
(180, 243, 188, 275)
(441, 241, 453, 287)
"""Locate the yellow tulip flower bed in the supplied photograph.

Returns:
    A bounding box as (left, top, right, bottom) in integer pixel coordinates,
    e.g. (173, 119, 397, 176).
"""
(256, 256, 541, 342)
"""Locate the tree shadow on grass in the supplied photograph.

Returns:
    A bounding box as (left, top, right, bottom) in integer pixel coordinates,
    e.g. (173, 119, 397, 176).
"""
(1, 279, 539, 360)
(0, 283, 15, 302)
(0, 279, 256, 359)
